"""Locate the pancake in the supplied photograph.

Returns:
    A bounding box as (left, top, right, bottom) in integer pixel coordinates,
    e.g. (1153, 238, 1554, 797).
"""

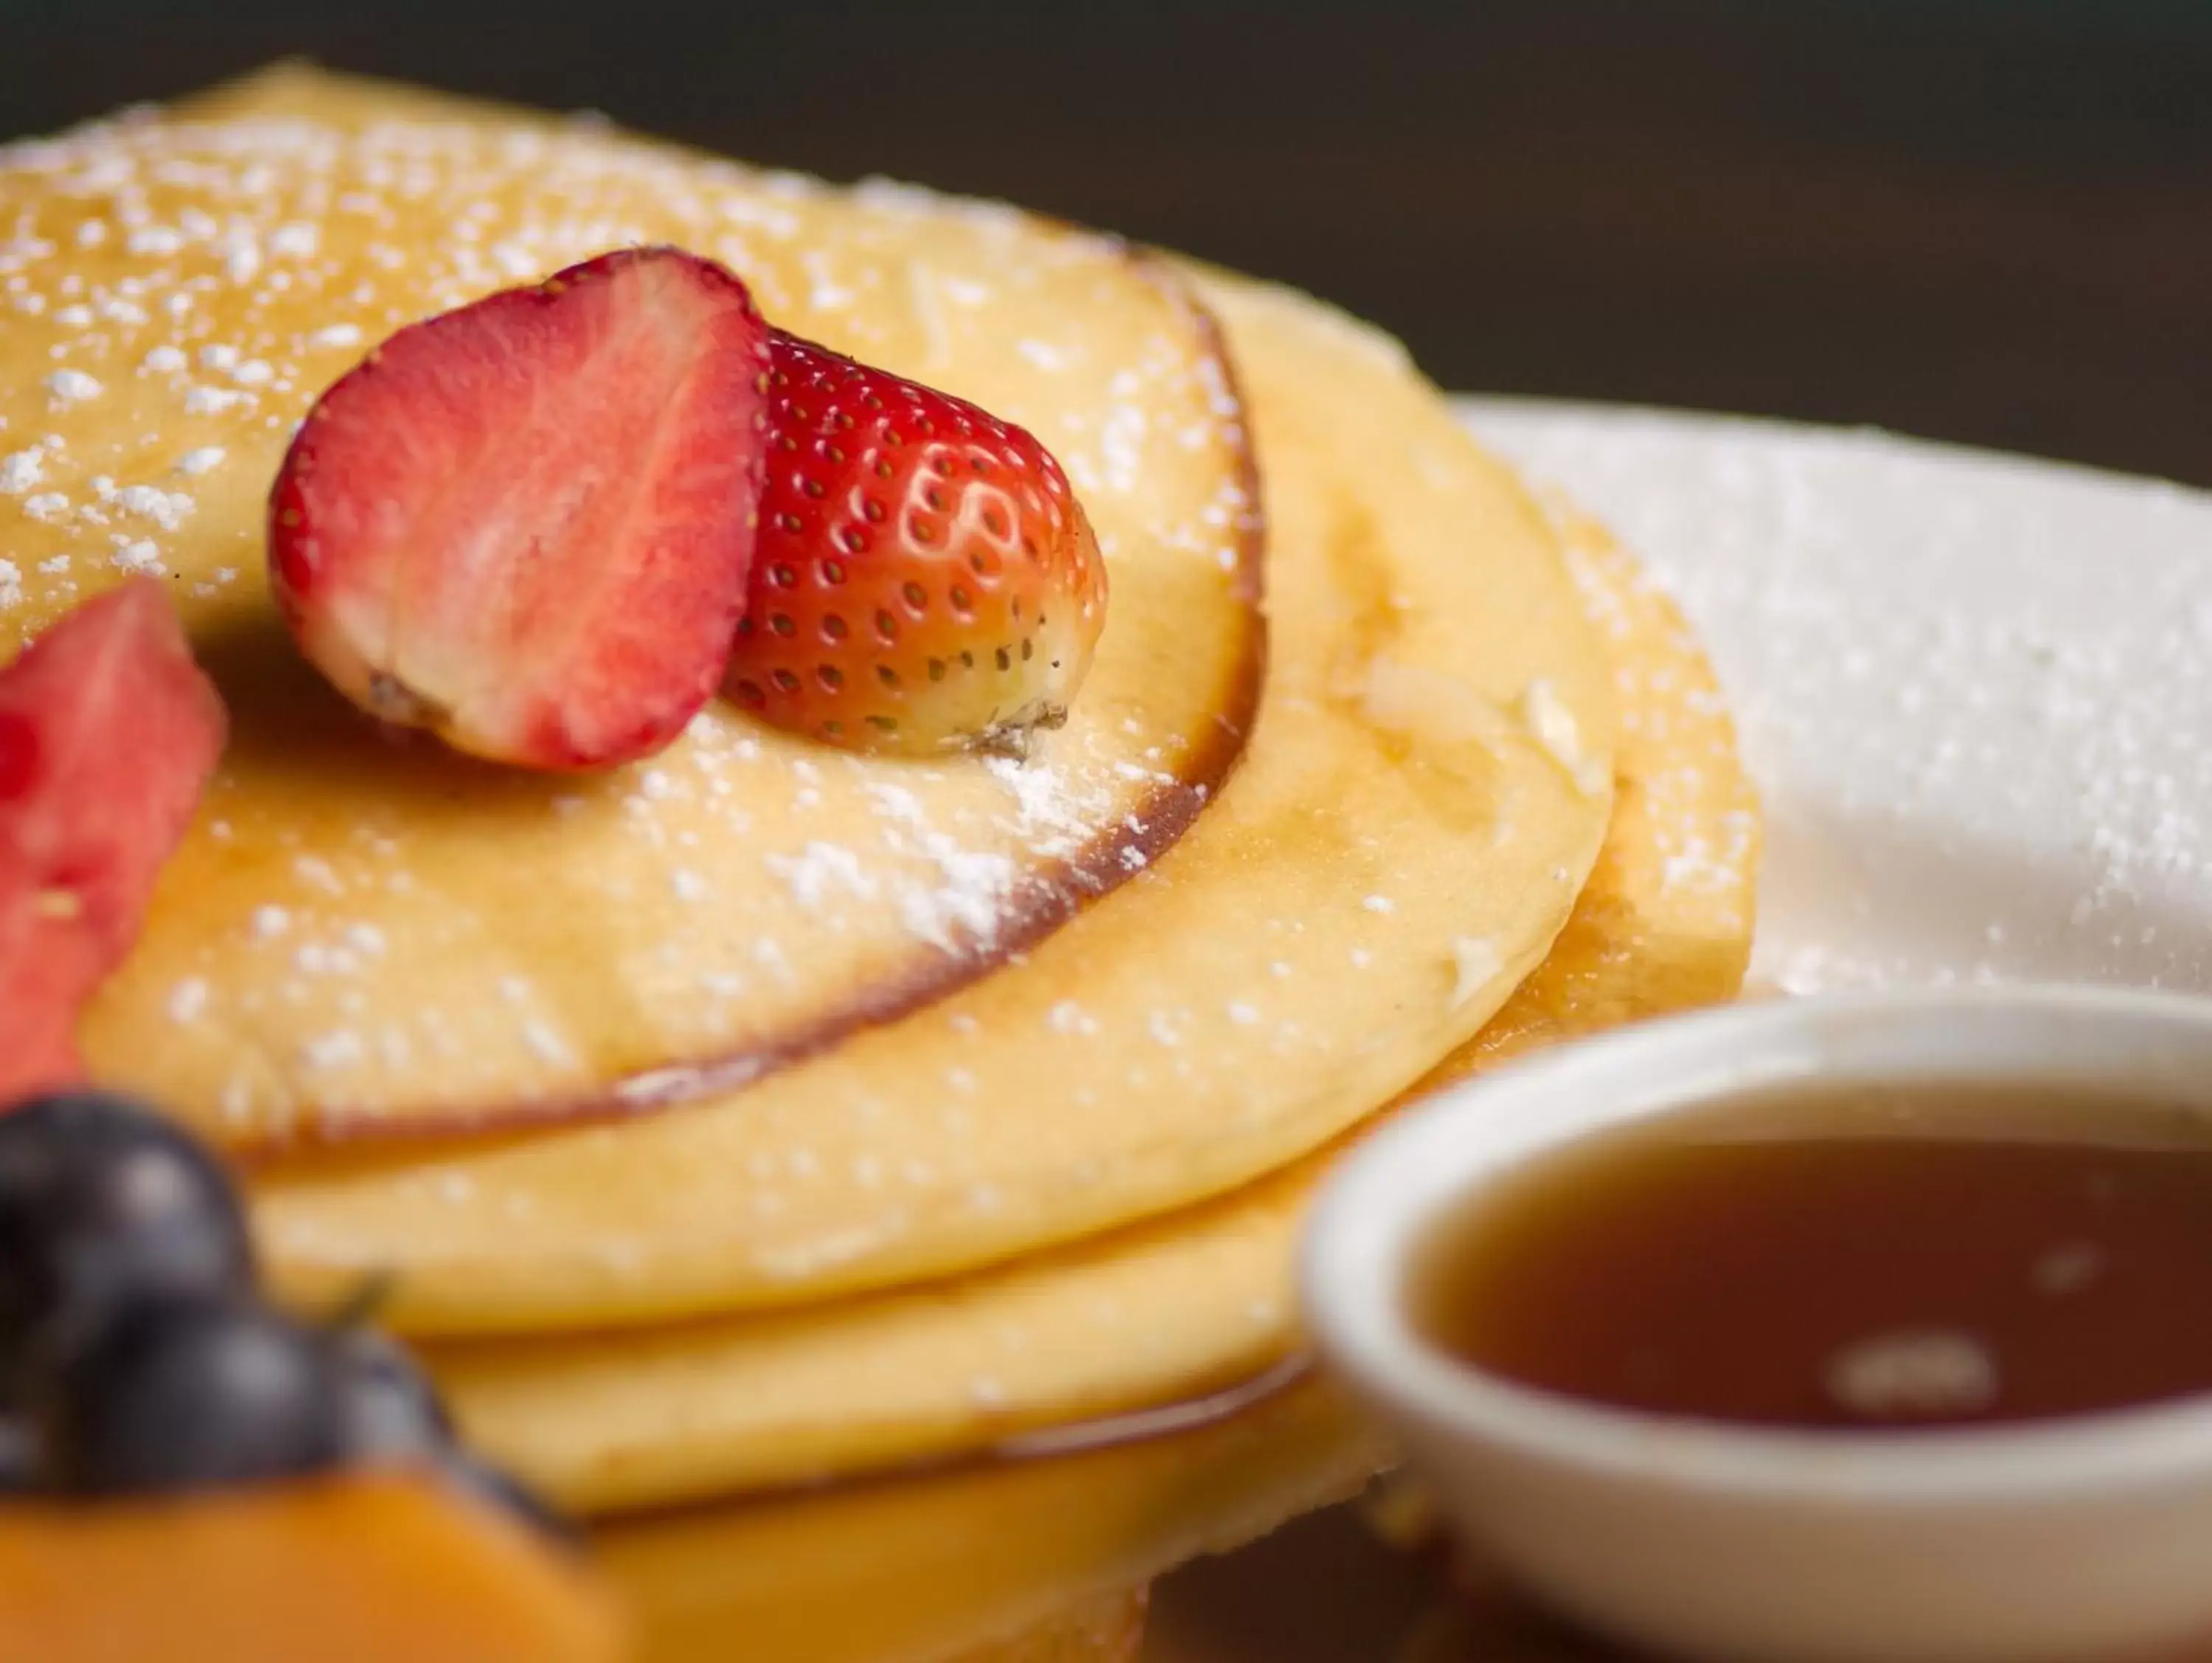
(431, 499, 1758, 1516)
(250, 250, 1619, 1334)
(936, 1591, 1147, 1663)
(1, 64, 1261, 1143)
(593, 1373, 1382, 1663)
(1410, 493, 1758, 1091)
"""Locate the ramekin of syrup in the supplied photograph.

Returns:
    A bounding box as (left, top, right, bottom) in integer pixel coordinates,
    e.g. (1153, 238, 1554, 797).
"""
(1304, 989, 2212, 1663)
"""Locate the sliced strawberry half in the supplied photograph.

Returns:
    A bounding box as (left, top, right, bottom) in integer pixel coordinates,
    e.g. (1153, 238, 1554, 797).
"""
(270, 247, 773, 771)
(0, 579, 227, 1103)
(725, 331, 1108, 757)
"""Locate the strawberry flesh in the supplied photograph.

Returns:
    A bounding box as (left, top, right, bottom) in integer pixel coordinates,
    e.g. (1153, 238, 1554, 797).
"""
(726, 332, 1107, 756)
(271, 247, 773, 771)
(0, 580, 227, 1103)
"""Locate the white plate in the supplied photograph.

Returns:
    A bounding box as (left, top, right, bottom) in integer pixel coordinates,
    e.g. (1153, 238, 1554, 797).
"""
(1461, 398, 2212, 1000)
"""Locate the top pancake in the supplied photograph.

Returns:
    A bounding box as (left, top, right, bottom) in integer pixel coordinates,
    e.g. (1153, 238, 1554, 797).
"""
(0, 67, 1261, 1143)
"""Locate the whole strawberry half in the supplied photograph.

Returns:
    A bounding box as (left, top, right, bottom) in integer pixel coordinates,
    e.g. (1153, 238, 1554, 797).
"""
(726, 332, 1107, 756)
(270, 247, 772, 772)
(0, 579, 226, 1102)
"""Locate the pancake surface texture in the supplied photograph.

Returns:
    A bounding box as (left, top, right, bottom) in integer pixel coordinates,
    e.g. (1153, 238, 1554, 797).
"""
(1, 66, 1260, 1142)
(251, 200, 1618, 1333)
(594, 1376, 1382, 1663)
(434, 454, 1759, 1516)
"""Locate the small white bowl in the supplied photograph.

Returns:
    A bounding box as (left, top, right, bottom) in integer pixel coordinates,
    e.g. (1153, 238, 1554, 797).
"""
(1303, 987, 2212, 1663)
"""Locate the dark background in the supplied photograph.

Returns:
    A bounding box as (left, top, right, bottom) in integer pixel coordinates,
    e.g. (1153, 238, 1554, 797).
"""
(8, 1, 2209, 485)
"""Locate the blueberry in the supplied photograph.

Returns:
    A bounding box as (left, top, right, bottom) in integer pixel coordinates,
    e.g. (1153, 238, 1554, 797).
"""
(31, 1294, 347, 1496)
(0, 1091, 254, 1395)
(443, 1450, 581, 1549)
(329, 1325, 451, 1460)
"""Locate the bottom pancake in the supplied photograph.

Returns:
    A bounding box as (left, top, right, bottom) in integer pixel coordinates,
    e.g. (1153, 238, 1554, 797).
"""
(434, 508, 1759, 1516)
(594, 1374, 1382, 1663)
(938, 1591, 1148, 1663)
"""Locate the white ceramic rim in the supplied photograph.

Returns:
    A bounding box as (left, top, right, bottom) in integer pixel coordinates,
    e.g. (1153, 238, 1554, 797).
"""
(1303, 985, 2212, 1502)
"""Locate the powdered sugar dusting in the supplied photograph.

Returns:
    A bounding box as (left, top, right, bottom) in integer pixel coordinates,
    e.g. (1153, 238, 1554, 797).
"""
(1450, 935, 1503, 1008)
(765, 842, 877, 910)
(0, 450, 44, 494)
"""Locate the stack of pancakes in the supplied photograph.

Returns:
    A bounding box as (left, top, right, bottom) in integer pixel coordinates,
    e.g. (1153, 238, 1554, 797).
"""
(1, 67, 1758, 1661)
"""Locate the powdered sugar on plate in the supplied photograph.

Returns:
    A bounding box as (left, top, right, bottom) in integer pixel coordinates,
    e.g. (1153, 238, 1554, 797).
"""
(1469, 400, 2212, 997)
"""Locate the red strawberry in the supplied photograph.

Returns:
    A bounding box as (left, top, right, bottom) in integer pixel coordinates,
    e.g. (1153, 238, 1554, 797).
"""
(725, 332, 1108, 756)
(0, 579, 227, 1103)
(269, 246, 773, 772)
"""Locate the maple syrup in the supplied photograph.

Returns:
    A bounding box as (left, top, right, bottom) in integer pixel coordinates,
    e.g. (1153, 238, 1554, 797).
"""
(1413, 1081, 2212, 1429)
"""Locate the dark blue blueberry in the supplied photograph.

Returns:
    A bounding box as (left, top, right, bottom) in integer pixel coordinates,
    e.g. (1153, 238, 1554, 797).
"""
(330, 1325, 452, 1461)
(32, 1294, 347, 1496)
(0, 1091, 254, 1397)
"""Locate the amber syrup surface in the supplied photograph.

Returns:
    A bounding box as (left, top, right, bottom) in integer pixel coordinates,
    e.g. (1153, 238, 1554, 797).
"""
(1415, 1083, 2212, 1428)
